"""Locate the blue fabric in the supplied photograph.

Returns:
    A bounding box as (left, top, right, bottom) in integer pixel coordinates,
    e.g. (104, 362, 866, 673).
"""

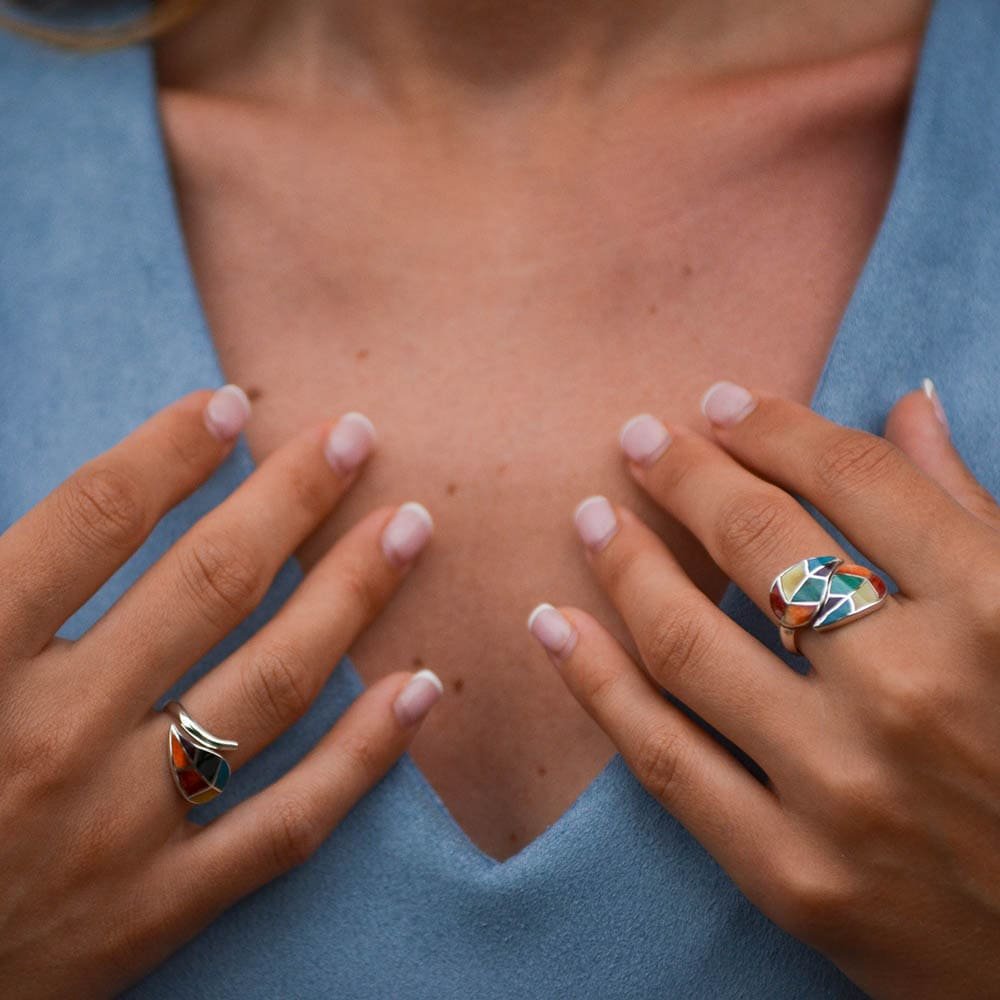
(1, 0, 997, 995)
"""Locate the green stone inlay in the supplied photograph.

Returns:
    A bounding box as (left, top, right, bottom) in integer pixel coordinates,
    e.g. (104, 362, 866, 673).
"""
(792, 577, 826, 603)
(829, 574, 862, 596)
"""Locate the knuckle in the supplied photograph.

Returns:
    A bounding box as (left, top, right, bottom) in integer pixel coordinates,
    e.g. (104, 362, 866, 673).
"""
(715, 490, 799, 568)
(61, 463, 148, 554)
(809, 755, 901, 839)
(336, 730, 384, 780)
(335, 562, 384, 626)
(268, 795, 322, 871)
(632, 724, 688, 806)
(639, 600, 719, 686)
(286, 465, 334, 521)
(6, 709, 89, 794)
(574, 660, 621, 709)
(771, 857, 858, 940)
(242, 639, 316, 730)
(814, 431, 899, 498)
(177, 528, 266, 626)
(872, 666, 956, 742)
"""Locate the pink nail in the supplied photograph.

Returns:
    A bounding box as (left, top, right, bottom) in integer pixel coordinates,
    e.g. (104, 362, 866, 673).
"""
(921, 378, 950, 435)
(393, 669, 444, 726)
(381, 502, 434, 567)
(324, 412, 376, 474)
(620, 414, 671, 466)
(204, 384, 251, 442)
(574, 495, 619, 552)
(527, 603, 578, 660)
(701, 381, 757, 426)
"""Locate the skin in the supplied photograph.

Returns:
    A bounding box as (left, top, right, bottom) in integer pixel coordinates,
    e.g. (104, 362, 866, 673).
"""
(155, 0, 931, 857)
(8, 1, 995, 996)
(537, 386, 1000, 999)
(0, 390, 441, 997)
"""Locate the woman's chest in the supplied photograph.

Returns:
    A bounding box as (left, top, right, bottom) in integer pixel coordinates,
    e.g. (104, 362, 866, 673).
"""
(159, 61, 911, 857)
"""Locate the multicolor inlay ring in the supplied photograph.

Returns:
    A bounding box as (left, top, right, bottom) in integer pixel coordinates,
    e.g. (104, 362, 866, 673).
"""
(163, 700, 239, 805)
(770, 556, 888, 655)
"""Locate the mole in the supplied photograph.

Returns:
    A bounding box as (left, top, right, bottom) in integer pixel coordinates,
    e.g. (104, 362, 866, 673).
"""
(452, 677, 465, 694)
(412, 656, 424, 668)
(245, 385, 264, 401)
(446, 482, 459, 496)
(355, 348, 370, 361)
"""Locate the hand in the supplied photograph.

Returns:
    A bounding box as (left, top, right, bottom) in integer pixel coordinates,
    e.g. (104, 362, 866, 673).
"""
(528, 380, 1000, 1000)
(0, 386, 441, 999)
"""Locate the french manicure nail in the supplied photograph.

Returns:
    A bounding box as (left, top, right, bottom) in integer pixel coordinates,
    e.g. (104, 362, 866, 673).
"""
(527, 603, 578, 660)
(620, 414, 671, 466)
(204, 384, 251, 442)
(393, 669, 444, 726)
(574, 495, 619, 552)
(921, 377, 950, 435)
(324, 411, 376, 474)
(701, 380, 757, 426)
(382, 502, 434, 567)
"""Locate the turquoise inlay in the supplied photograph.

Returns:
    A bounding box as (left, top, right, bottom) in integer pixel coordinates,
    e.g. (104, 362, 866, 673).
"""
(807, 556, 838, 570)
(792, 577, 826, 603)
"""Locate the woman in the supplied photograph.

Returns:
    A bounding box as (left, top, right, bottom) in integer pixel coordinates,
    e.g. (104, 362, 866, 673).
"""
(0, 0, 997, 996)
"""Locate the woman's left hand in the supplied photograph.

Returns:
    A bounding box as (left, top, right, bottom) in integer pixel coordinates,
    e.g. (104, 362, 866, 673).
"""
(528, 380, 1000, 1000)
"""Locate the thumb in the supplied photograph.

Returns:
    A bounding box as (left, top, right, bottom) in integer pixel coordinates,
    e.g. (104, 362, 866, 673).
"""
(884, 378, 999, 527)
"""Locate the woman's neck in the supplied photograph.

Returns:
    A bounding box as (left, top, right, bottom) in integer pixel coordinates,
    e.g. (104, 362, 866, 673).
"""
(156, 0, 931, 110)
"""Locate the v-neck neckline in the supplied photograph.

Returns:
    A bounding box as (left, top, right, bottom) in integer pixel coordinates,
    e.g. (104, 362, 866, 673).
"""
(138, 0, 945, 870)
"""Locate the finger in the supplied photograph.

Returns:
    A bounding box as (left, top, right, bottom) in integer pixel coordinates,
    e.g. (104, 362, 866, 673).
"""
(160, 670, 442, 915)
(616, 418, 848, 617)
(166, 502, 434, 774)
(0, 386, 249, 659)
(693, 381, 979, 591)
(527, 603, 789, 903)
(568, 496, 814, 770)
(80, 411, 379, 708)
(884, 380, 1000, 529)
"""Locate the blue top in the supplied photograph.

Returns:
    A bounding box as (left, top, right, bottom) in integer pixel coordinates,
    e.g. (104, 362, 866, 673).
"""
(1, 0, 998, 996)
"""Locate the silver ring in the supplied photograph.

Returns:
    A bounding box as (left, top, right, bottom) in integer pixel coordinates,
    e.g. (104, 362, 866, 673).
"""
(164, 700, 239, 804)
(770, 556, 888, 656)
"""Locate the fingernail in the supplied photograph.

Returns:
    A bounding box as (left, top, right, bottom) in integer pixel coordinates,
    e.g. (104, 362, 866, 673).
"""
(393, 669, 444, 726)
(921, 377, 950, 435)
(204, 384, 251, 442)
(701, 381, 757, 426)
(574, 495, 619, 552)
(527, 603, 578, 660)
(324, 411, 376, 474)
(382, 502, 434, 567)
(620, 414, 671, 466)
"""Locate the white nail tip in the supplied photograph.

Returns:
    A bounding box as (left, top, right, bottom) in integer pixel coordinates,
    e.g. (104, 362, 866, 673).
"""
(574, 495, 609, 522)
(221, 383, 252, 417)
(398, 501, 434, 531)
(527, 602, 557, 631)
(340, 411, 377, 439)
(618, 413, 654, 449)
(411, 668, 444, 695)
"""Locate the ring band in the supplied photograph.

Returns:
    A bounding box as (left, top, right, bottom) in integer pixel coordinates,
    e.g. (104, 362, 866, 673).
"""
(163, 700, 239, 804)
(770, 556, 888, 655)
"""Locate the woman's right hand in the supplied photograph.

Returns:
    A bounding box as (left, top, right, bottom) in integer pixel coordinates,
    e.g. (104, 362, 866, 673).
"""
(0, 386, 441, 999)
